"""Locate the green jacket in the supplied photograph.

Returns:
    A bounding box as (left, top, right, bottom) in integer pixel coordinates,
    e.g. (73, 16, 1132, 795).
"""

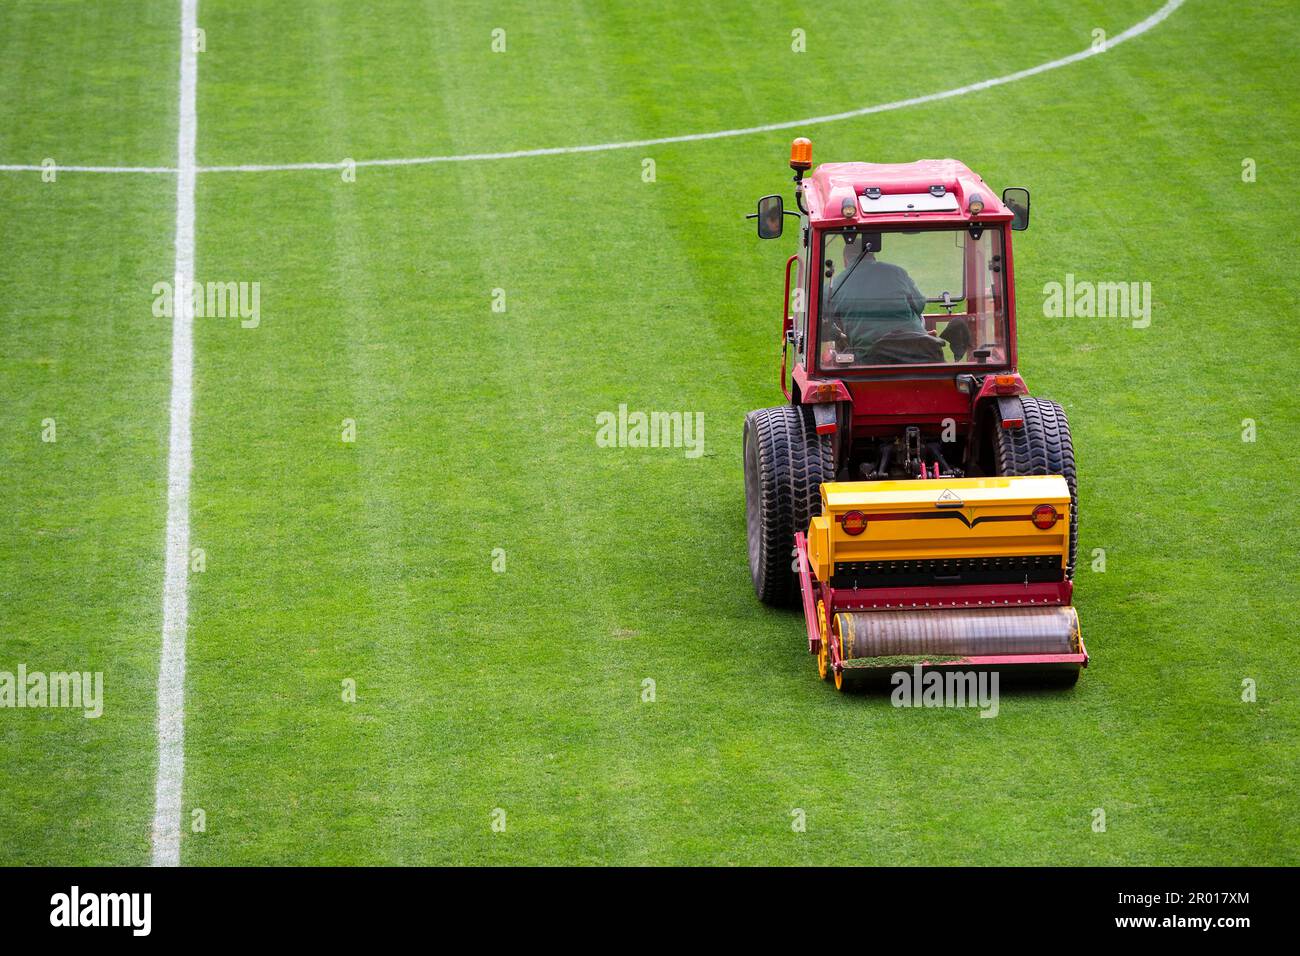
(827, 259, 926, 353)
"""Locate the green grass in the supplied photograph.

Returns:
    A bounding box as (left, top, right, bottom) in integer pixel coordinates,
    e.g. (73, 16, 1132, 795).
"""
(0, 0, 179, 864)
(1, 0, 1297, 865)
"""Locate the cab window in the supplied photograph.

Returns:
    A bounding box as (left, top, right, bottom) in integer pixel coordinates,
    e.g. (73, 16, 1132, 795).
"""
(817, 226, 1008, 369)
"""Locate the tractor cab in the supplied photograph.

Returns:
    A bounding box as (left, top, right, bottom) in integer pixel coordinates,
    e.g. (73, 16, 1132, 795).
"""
(756, 151, 1029, 378)
(751, 143, 1034, 455)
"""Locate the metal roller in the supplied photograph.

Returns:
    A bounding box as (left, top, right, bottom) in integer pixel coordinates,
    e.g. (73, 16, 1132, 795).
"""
(835, 606, 1080, 659)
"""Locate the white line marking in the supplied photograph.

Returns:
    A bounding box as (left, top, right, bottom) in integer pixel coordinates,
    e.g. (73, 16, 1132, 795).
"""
(151, 0, 198, 868)
(204, 0, 1186, 173)
(0, 0, 1183, 177)
(0, 164, 180, 173)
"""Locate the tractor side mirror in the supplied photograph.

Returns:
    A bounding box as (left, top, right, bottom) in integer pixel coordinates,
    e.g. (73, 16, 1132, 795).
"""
(756, 194, 784, 239)
(1003, 187, 1030, 231)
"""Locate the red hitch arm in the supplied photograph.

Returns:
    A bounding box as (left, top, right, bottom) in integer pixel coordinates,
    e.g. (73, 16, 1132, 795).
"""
(794, 531, 820, 655)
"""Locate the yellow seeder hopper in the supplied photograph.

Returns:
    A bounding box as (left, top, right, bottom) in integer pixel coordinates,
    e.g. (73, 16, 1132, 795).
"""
(800, 476, 1083, 688)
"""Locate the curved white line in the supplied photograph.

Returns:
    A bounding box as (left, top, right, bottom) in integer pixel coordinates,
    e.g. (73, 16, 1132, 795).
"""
(0, 0, 1185, 177)
(204, 0, 1185, 174)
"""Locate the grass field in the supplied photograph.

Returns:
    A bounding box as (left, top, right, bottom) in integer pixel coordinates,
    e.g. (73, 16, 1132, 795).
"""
(1, 0, 1297, 866)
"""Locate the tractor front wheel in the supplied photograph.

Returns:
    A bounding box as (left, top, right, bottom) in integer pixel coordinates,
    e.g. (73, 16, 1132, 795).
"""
(743, 404, 835, 606)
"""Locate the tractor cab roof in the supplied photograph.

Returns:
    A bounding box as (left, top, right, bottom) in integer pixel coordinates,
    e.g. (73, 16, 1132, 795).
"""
(802, 159, 1014, 228)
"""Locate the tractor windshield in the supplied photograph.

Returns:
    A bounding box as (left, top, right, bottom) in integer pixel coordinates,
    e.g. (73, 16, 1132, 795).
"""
(816, 225, 1009, 370)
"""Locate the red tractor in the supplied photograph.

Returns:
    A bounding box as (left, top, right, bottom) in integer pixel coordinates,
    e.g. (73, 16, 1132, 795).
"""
(744, 138, 1087, 690)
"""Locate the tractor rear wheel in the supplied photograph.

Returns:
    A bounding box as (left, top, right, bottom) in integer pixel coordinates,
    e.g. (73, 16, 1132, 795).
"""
(743, 404, 835, 606)
(995, 397, 1078, 578)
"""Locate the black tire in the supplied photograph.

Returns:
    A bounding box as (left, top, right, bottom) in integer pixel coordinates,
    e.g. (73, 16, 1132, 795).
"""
(743, 405, 835, 606)
(995, 397, 1078, 578)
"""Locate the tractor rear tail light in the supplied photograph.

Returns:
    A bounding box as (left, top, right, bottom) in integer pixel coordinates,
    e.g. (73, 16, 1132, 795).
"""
(1031, 504, 1059, 530)
(839, 511, 868, 535)
(806, 382, 840, 403)
(993, 374, 1021, 395)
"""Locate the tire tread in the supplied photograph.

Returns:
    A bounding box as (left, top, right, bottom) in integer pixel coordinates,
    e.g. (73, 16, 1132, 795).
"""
(744, 405, 835, 605)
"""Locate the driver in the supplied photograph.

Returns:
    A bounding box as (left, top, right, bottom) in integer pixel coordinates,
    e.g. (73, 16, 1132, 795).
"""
(827, 233, 927, 354)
